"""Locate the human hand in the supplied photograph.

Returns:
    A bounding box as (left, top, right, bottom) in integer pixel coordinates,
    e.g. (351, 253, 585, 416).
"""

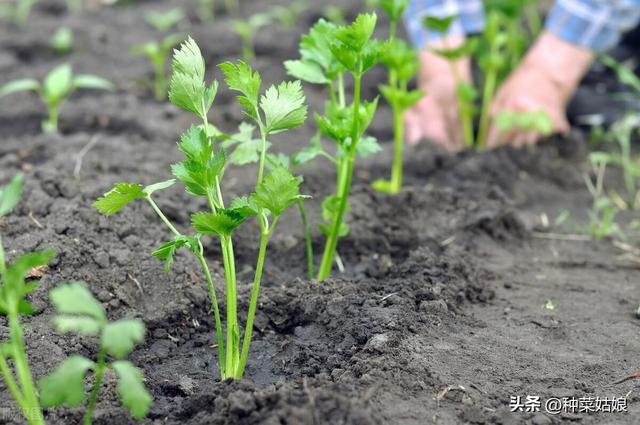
(405, 36, 472, 152)
(486, 32, 594, 149)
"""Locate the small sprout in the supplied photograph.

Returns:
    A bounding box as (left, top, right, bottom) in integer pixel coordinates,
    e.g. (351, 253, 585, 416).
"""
(372, 0, 422, 194)
(132, 33, 184, 100)
(198, 0, 215, 22)
(543, 299, 556, 311)
(495, 110, 553, 136)
(584, 156, 624, 240)
(96, 37, 308, 380)
(231, 13, 271, 61)
(322, 5, 345, 25)
(0, 0, 38, 27)
(64, 0, 83, 14)
(40, 283, 152, 424)
(51, 27, 73, 55)
(267, 0, 308, 29)
(0, 63, 113, 132)
(145, 7, 185, 32)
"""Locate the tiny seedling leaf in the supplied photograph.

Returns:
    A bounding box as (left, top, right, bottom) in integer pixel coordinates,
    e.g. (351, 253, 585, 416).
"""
(152, 235, 199, 272)
(43, 63, 73, 103)
(0, 79, 40, 98)
(223, 123, 268, 165)
(191, 207, 256, 237)
(72, 75, 114, 91)
(112, 361, 152, 419)
(54, 316, 102, 336)
(94, 183, 146, 216)
(422, 15, 456, 33)
(39, 355, 95, 408)
(101, 319, 145, 359)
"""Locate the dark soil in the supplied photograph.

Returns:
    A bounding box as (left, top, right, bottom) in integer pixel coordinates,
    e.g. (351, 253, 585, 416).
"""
(1, 1, 639, 424)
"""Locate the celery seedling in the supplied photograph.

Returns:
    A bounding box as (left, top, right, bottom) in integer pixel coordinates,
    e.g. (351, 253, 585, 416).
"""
(268, 0, 308, 30)
(0, 63, 113, 132)
(231, 13, 271, 61)
(0, 174, 47, 425)
(198, 0, 215, 22)
(584, 155, 623, 240)
(423, 16, 479, 148)
(494, 110, 553, 137)
(145, 7, 184, 32)
(132, 34, 184, 100)
(95, 38, 307, 379)
(372, 0, 423, 193)
(51, 27, 73, 55)
(40, 283, 151, 425)
(0, 0, 37, 26)
(287, 15, 386, 279)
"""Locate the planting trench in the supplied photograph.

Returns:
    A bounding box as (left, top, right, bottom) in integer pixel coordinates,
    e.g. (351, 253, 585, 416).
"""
(1, 0, 640, 424)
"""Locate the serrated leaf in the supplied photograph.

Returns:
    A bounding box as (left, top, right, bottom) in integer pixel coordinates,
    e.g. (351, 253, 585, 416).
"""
(266, 153, 291, 170)
(251, 167, 305, 217)
(112, 361, 152, 419)
(93, 183, 146, 216)
(222, 123, 268, 165)
(357, 136, 382, 158)
(152, 235, 199, 272)
(0, 79, 40, 98)
(49, 282, 106, 323)
(0, 250, 55, 315)
(375, 0, 409, 22)
(430, 38, 478, 60)
(143, 179, 176, 196)
(261, 80, 308, 134)
(218, 60, 261, 121)
(319, 195, 349, 237)
(335, 13, 377, 51)
(43, 63, 73, 103)
(0, 173, 23, 217)
(101, 319, 145, 359)
(169, 37, 210, 118)
(39, 355, 95, 408)
(54, 316, 101, 336)
(145, 7, 184, 31)
(191, 206, 256, 237)
(293, 134, 324, 166)
(177, 126, 213, 164)
(171, 150, 225, 196)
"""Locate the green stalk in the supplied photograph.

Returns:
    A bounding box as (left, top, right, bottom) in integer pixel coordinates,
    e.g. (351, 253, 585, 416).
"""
(337, 73, 346, 108)
(8, 313, 44, 425)
(0, 235, 5, 275)
(476, 67, 498, 149)
(146, 197, 180, 236)
(236, 217, 273, 378)
(257, 129, 268, 185)
(220, 237, 239, 377)
(83, 348, 106, 425)
(43, 102, 60, 133)
(317, 74, 361, 280)
(195, 249, 226, 379)
(389, 103, 404, 192)
(0, 352, 28, 415)
(297, 201, 314, 280)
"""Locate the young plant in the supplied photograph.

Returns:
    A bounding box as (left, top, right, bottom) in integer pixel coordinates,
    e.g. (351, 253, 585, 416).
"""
(268, 0, 308, 30)
(94, 38, 307, 380)
(231, 13, 271, 61)
(591, 114, 640, 210)
(584, 155, 623, 240)
(39, 283, 151, 425)
(423, 16, 479, 148)
(132, 34, 184, 100)
(51, 27, 73, 55)
(0, 0, 37, 27)
(371, 0, 424, 193)
(0, 63, 113, 132)
(286, 14, 386, 280)
(145, 7, 185, 32)
(494, 110, 553, 137)
(198, 0, 215, 22)
(64, 0, 83, 14)
(0, 174, 47, 425)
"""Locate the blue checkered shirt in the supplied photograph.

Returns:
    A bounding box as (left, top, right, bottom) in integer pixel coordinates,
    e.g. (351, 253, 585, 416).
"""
(404, 0, 640, 51)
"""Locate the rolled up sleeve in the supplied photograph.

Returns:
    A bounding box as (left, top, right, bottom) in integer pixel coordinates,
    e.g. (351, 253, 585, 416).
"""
(545, 0, 640, 51)
(403, 0, 486, 49)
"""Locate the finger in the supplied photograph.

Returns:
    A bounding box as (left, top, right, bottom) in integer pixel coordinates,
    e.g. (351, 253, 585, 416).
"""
(404, 109, 423, 146)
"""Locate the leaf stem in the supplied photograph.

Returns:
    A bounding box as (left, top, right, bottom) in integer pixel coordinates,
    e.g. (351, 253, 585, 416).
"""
(0, 349, 30, 421)
(83, 347, 106, 425)
(146, 196, 180, 236)
(389, 102, 404, 192)
(297, 201, 314, 280)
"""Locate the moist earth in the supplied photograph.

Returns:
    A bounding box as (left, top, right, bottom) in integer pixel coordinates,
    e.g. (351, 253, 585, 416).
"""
(1, 1, 639, 424)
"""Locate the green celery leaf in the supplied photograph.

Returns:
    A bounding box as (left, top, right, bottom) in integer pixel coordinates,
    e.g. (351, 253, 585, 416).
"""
(49, 282, 106, 322)
(0, 250, 55, 315)
(222, 123, 268, 165)
(112, 361, 152, 419)
(422, 15, 456, 33)
(152, 235, 200, 272)
(177, 126, 212, 165)
(261, 80, 308, 134)
(102, 319, 145, 359)
(284, 60, 328, 85)
(376, 0, 409, 22)
(169, 37, 209, 117)
(191, 206, 257, 237)
(218, 60, 261, 120)
(293, 134, 324, 166)
(0, 173, 23, 217)
(430, 38, 478, 60)
(93, 183, 146, 216)
(145, 7, 184, 31)
(39, 355, 95, 408)
(357, 136, 382, 158)
(251, 167, 306, 217)
(319, 195, 349, 236)
(171, 150, 225, 196)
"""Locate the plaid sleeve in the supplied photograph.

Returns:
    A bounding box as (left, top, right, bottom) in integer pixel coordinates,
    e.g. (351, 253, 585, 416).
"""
(403, 0, 486, 49)
(545, 0, 640, 51)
